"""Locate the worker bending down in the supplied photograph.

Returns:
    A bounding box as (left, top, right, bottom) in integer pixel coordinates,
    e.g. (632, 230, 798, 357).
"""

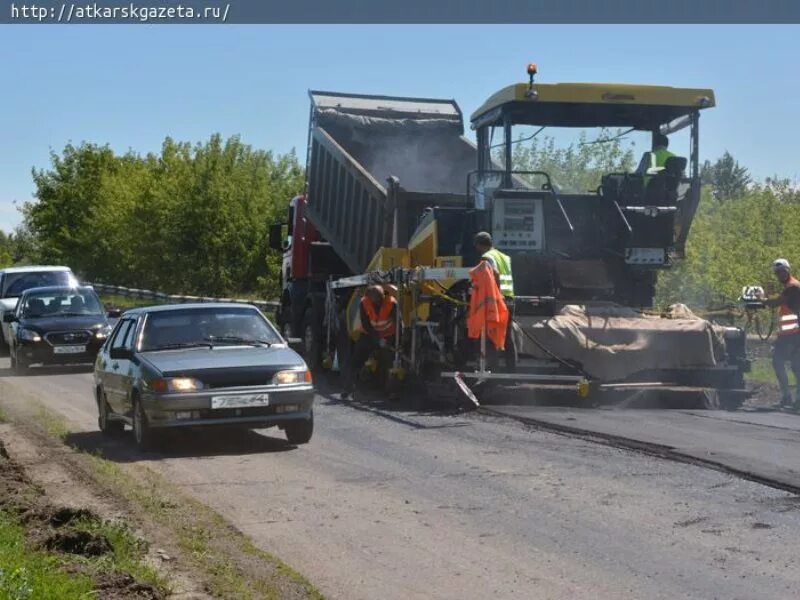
(341, 284, 397, 400)
(761, 258, 800, 408)
(473, 231, 516, 371)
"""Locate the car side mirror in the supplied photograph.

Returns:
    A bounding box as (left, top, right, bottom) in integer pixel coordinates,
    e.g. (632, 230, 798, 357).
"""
(3, 313, 16, 323)
(286, 337, 304, 353)
(106, 308, 122, 318)
(109, 347, 133, 360)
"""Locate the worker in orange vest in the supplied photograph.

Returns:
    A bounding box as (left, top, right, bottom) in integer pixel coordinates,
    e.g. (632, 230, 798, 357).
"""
(474, 231, 516, 372)
(761, 258, 800, 407)
(341, 285, 397, 400)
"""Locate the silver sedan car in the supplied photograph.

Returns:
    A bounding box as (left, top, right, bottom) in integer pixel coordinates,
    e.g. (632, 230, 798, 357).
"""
(93, 303, 314, 450)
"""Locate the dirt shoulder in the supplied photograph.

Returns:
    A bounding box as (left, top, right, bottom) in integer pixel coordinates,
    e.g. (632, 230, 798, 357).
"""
(0, 403, 322, 600)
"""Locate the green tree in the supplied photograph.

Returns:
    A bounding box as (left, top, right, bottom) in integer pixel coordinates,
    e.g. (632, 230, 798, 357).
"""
(0, 231, 12, 267)
(656, 184, 800, 307)
(701, 151, 751, 201)
(510, 129, 636, 192)
(23, 135, 303, 298)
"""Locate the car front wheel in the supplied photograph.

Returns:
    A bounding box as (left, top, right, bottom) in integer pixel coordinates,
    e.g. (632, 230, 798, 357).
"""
(97, 390, 124, 436)
(284, 411, 313, 445)
(132, 396, 159, 451)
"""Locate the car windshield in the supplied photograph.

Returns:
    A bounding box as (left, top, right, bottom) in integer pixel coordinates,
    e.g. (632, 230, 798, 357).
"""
(20, 289, 104, 319)
(139, 307, 281, 351)
(2, 271, 75, 299)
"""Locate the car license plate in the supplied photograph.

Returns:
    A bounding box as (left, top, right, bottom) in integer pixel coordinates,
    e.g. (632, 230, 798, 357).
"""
(211, 394, 269, 409)
(53, 345, 85, 354)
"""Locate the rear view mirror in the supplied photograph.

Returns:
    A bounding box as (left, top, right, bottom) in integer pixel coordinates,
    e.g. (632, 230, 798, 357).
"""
(3, 313, 16, 323)
(268, 223, 285, 251)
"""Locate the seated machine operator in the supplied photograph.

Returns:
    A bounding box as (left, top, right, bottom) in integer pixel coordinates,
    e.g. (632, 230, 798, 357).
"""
(635, 132, 676, 177)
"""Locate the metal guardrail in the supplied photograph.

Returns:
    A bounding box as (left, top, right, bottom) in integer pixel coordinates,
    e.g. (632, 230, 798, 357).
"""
(86, 282, 279, 312)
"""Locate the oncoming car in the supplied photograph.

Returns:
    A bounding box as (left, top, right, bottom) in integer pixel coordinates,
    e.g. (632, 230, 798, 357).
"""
(0, 266, 77, 350)
(93, 303, 314, 450)
(3, 285, 112, 372)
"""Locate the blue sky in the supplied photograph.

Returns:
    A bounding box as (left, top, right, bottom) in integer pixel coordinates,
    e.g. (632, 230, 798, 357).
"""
(1, 25, 798, 232)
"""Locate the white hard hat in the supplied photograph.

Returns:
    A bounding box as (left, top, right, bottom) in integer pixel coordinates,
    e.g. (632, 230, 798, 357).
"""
(773, 258, 791, 271)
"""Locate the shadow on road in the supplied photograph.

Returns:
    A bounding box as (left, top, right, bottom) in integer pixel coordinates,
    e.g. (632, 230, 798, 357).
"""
(64, 428, 295, 463)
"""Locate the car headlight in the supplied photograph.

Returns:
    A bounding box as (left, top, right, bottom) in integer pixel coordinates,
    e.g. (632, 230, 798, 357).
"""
(95, 324, 113, 340)
(272, 370, 312, 385)
(146, 377, 205, 393)
(18, 328, 42, 342)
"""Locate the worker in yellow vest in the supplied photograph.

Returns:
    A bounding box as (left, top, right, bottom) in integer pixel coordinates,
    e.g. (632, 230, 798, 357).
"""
(652, 133, 675, 169)
(761, 258, 800, 407)
(473, 232, 516, 372)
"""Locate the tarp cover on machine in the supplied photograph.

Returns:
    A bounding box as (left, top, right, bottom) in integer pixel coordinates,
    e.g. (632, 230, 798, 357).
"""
(515, 304, 727, 381)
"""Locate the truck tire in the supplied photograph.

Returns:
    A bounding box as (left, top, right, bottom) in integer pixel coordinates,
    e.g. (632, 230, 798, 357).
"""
(277, 303, 293, 338)
(302, 309, 323, 370)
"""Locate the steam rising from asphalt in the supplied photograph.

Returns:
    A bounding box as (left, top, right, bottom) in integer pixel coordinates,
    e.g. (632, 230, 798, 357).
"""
(316, 109, 475, 194)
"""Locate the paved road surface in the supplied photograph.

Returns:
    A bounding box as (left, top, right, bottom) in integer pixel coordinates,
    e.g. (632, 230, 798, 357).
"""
(483, 404, 800, 491)
(1, 359, 799, 600)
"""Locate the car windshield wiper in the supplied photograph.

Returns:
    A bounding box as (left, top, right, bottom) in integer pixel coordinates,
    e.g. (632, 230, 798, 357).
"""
(203, 336, 272, 347)
(57, 312, 98, 316)
(146, 342, 214, 351)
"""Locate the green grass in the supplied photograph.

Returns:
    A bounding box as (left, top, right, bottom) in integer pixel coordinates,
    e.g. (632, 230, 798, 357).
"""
(71, 517, 167, 591)
(82, 454, 322, 600)
(23, 404, 321, 599)
(749, 357, 775, 384)
(34, 407, 68, 442)
(748, 355, 800, 386)
(0, 512, 95, 600)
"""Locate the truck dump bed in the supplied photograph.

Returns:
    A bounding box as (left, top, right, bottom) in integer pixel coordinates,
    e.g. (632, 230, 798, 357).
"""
(305, 91, 477, 273)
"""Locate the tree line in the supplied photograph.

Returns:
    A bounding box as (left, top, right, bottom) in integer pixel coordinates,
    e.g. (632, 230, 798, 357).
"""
(1, 135, 303, 299)
(0, 131, 795, 308)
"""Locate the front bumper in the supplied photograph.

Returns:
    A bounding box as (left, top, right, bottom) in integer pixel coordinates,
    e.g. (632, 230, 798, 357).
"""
(16, 339, 103, 365)
(141, 384, 315, 429)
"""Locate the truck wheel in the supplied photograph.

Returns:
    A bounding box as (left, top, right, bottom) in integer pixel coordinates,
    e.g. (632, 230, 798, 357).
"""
(285, 411, 313, 445)
(302, 311, 322, 370)
(277, 304, 293, 338)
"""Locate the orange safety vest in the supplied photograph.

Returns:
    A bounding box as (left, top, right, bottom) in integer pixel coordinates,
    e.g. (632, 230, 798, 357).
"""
(360, 296, 397, 338)
(777, 277, 800, 336)
(467, 261, 509, 350)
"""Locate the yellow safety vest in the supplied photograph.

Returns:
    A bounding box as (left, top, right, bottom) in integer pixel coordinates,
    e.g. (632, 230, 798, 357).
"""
(653, 147, 675, 168)
(482, 248, 514, 298)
